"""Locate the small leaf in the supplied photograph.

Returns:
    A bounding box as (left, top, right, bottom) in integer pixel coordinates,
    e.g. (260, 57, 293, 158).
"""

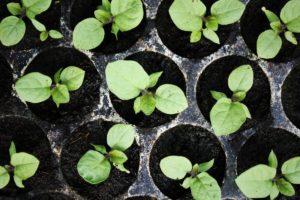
(15, 72, 52, 103)
(159, 156, 192, 180)
(284, 31, 298, 45)
(11, 152, 40, 180)
(94, 9, 112, 24)
(40, 31, 49, 42)
(148, 71, 163, 88)
(257, 29, 282, 59)
(210, 91, 227, 101)
(0, 16, 26, 46)
(203, 29, 220, 44)
(140, 93, 156, 116)
(0, 166, 10, 189)
(281, 156, 300, 184)
(268, 150, 278, 169)
(60, 66, 85, 91)
(107, 124, 135, 151)
(14, 175, 24, 188)
(181, 177, 195, 189)
(280, 0, 300, 33)
(241, 103, 251, 119)
(232, 91, 246, 102)
(155, 84, 188, 115)
(31, 19, 46, 32)
(23, 0, 51, 17)
(261, 7, 280, 23)
(192, 164, 200, 175)
(54, 68, 63, 84)
(91, 144, 107, 154)
(211, 0, 245, 25)
(133, 96, 141, 114)
(102, 0, 111, 11)
(199, 159, 214, 172)
(270, 21, 282, 33)
(270, 183, 279, 200)
(190, 30, 202, 43)
(111, 23, 120, 39)
(7, 3, 22, 16)
(276, 178, 295, 197)
(9, 141, 17, 157)
(51, 84, 70, 108)
(109, 150, 128, 164)
(49, 30, 63, 39)
(114, 163, 130, 174)
(228, 65, 253, 93)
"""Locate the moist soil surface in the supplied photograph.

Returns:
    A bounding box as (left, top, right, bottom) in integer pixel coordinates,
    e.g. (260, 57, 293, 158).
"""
(0, 54, 13, 101)
(109, 51, 186, 128)
(60, 120, 140, 200)
(26, 192, 72, 200)
(149, 125, 226, 199)
(197, 55, 271, 132)
(0, 116, 60, 198)
(24, 47, 100, 124)
(126, 197, 157, 200)
(282, 64, 300, 129)
(241, 0, 300, 63)
(0, 0, 61, 51)
(237, 128, 300, 199)
(156, 0, 235, 59)
(70, 0, 147, 54)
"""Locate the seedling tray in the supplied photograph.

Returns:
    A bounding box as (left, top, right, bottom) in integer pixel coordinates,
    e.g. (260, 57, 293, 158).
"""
(0, 0, 300, 199)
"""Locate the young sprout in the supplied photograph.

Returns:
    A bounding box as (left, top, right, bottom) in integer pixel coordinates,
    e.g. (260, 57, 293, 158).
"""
(0, 141, 40, 189)
(15, 66, 85, 108)
(210, 65, 253, 136)
(73, 0, 144, 50)
(105, 60, 188, 116)
(77, 124, 136, 184)
(160, 156, 221, 200)
(236, 150, 300, 200)
(168, 0, 245, 43)
(0, 0, 63, 47)
(257, 0, 300, 59)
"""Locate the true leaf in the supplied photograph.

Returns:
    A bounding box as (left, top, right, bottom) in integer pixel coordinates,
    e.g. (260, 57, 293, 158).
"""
(257, 29, 282, 59)
(155, 84, 188, 115)
(140, 93, 156, 116)
(232, 91, 246, 102)
(268, 150, 278, 169)
(0, 16, 26, 46)
(134, 96, 141, 114)
(40, 31, 49, 41)
(270, 21, 282, 33)
(148, 71, 163, 88)
(60, 66, 85, 91)
(270, 183, 279, 200)
(210, 91, 227, 101)
(284, 31, 298, 45)
(23, 0, 52, 17)
(181, 177, 195, 189)
(54, 68, 63, 84)
(9, 142, 16, 157)
(73, 18, 105, 50)
(114, 163, 130, 173)
(51, 84, 70, 108)
(102, 0, 111, 11)
(190, 31, 202, 43)
(228, 65, 253, 93)
(203, 29, 220, 44)
(111, 23, 120, 39)
(7, 3, 22, 16)
(199, 159, 214, 172)
(0, 166, 9, 189)
(280, 0, 300, 33)
(276, 178, 295, 196)
(160, 156, 192, 180)
(107, 124, 135, 151)
(11, 152, 40, 180)
(106, 60, 149, 100)
(205, 16, 218, 31)
(211, 0, 245, 25)
(15, 72, 52, 103)
(281, 157, 300, 184)
(241, 103, 251, 119)
(262, 7, 280, 23)
(109, 150, 128, 164)
(94, 9, 112, 24)
(91, 144, 107, 154)
(49, 30, 63, 39)
(31, 19, 46, 32)
(14, 175, 24, 188)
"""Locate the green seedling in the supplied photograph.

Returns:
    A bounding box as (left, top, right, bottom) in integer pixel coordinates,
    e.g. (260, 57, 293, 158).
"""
(168, 0, 245, 43)
(15, 66, 85, 108)
(257, 0, 300, 59)
(105, 60, 188, 116)
(0, 141, 40, 189)
(77, 124, 136, 184)
(210, 65, 253, 136)
(236, 150, 300, 200)
(73, 0, 144, 50)
(0, 0, 63, 47)
(160, 156, 221, 200)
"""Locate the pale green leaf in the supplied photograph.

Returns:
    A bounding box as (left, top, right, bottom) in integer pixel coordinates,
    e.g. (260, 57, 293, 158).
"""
(241, 103, 251, 119)
(91, 144, 107, 154)
(270, 183, 279, 200)
(0, 166, 9, 189)
(181, 177, 195, 189)
(140, 93, 156, 116)
(205, 16, 218, 31)
(232, 91, 246, 102)
(257, 29, 282, 59)
(7, 3, 22, 16)
(210, 91, 227, 101)
(282, 157, 300, 184)
(102, 0, 111, 11)
(270, 21, 282, 33)
(31, 19, 46, 32)
(114, 163, 130, 173)
(148, 71, 163, 88)
(199, 159, 214, 172)
(261, 7, 280, 23)
(190, 30, 202, 43)
(49, 30, 63, 39)
(94, 9, 112, 24)
(9, 141, 16, 157)
(23, 0, 52, 17)
(40, 31, 49, 41)
(51, 84, 70, 108)
(107, 124, 135, 151)
(111, 23, 120, 39)
(60, 66, 85, 91)
(0, 16, 26, 46)
(228, 65, 253, 93)
(268, 150, 278, 169)
(134, 96, 141, 114)
(280, 0, 300, 33)
(276, 178, 295, 197)
(285, 31, 298, 45)
(54, 68, 63, 84)
(160, 156, 192, 180)
(14, 175, 24, 188)
(203, 29, 220, 44)
(109, 150, 128, 164)
(11, 152, 40, 180)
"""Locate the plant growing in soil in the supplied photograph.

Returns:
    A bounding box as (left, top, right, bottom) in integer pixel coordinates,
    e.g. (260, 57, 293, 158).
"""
(106, 60, 188, 116)
(160, 156, 221, 200)
(15, 66, 85, 108)
(0, 141, 40, 189)
(77, 124, 135, 184)
(72, 0, 144, 50)
(0, 0, 63, 47)
(236, 150, 300, 199)
(168, 0, 245, 43)
(210, 65, 253, 136)
(256, 0, 300, 59)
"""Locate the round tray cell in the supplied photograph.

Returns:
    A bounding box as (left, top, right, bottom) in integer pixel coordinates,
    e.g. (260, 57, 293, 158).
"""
(61, 120, 140, 200)
(0, 54, 13, 100)
(26, 192, 72, 200)
(241, 0, 300, 63)
(197, 56, 271, 132)
(156, 0, 235, 59)
(109, 51, 186, 128)
(282, 64, 300, 129)
(0, 0, 61, 50)
(237, 128, 300, 199)
(0, 116, 59, 198)
(149, 125, 226, 199)
(23, 47, 101, 124)
(70, 0, 146, 54)
(126, 197, 157, 200)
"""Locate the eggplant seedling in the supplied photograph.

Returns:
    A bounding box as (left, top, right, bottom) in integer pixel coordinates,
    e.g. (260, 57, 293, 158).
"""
(210, 65, 253, 136)
(77, 124, 136, 184)
(0, 0, 63, 47)
(236, 150, 300, 200)
(72, 0, 144, 50)
(257, 0, 300, 59)
(160, 156, 221, 200)
(0, 141, 40, 189)
(168, 0, 245, 43)
(105, 60, 188, 116)
(15, 66, 85, 108)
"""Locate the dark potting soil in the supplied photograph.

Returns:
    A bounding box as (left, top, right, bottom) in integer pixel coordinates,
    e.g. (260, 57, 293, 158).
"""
(24, 47, 101, 124)
(60, 120, 140, 200)
(156, 0, 235, 59)
(126, 197, 157, 200)
(26, 192, 73, 200)
(0, 116, 60, 198)
(237, 128, 300, 199)
(241, 0, 300, 63)
(282, 64, 300, 129)
(149, 125, 226, 199)
(70, 0, 147, 54)
(109, 51, 186, 128)
(0, 54, 13, 100)
(0, 0, 61, 51)
(196, 56, 271, 132)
